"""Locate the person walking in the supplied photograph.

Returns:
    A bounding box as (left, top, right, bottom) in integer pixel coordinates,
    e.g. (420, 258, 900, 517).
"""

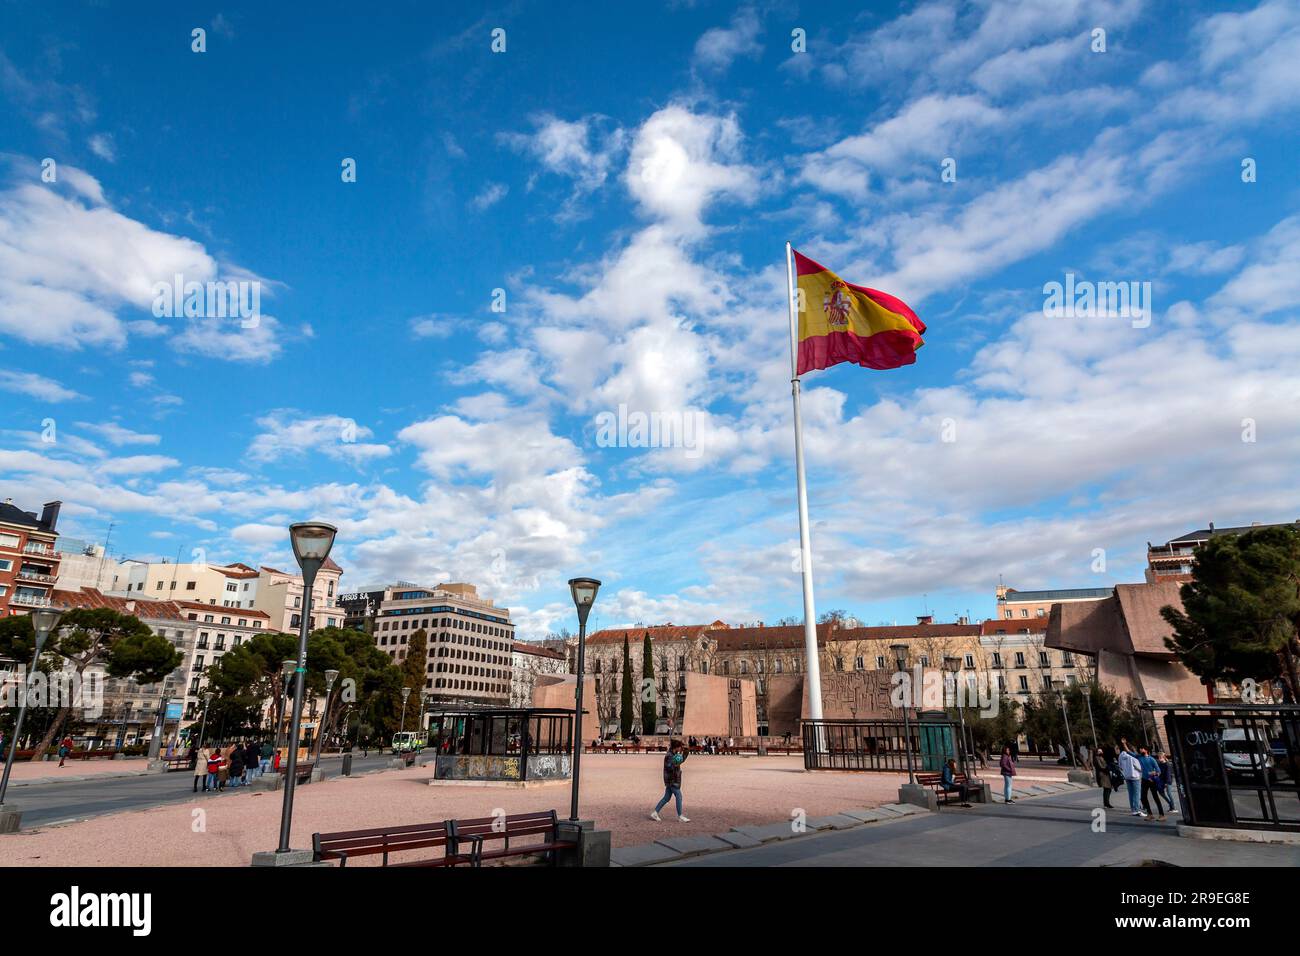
(1117, 739, 1145, 817)
(192, 744, 207, 792)
(1094, 743, 1117, 808)
(999, 745, 1017, 803)
(1138, 746, 1166, 821)
(650, 740, 690, 822)
(204, 745, 224, 792)
(1156, 751, 1177, 813)
(57, 734, 74, 767)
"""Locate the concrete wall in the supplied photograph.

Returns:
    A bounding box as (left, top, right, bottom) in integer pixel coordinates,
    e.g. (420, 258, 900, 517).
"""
(680, 672, 757, 736)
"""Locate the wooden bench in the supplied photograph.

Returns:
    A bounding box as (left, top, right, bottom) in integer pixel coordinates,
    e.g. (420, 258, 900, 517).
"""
(451, 810, 576, 868)
(164, 755, 193, 771)
(916, 771, 976, 807)
(275, 761, 315, 783)
(313, 821, 462, 867)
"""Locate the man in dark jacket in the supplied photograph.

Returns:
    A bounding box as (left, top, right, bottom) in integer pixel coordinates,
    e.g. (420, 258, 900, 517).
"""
(227, 745, 246, 788)
(244, 740, 262, 779)
(650, 740, 690, 822)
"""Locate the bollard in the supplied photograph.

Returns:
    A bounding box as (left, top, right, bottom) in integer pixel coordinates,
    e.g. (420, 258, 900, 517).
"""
(342, 753, 353, 776)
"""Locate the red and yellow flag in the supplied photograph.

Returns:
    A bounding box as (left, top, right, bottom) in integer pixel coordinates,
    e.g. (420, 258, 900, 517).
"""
(794, 250, 925, 375)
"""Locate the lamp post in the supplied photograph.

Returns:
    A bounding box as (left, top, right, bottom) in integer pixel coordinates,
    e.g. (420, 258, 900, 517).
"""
(1083, 676, 1099, 752)
(568, 577, 600, 822)
(318, 669, 339, 756)
(198, 692, 214, 748)
(1053, 679, 1077, 768)
(890, 643, 916, 785)
(275, 520, 337, 855)
(943, 656, 968, 776)
(275, 659, 295, 752)
(400, 687, 411, 738)
(0, 607, 62, 826)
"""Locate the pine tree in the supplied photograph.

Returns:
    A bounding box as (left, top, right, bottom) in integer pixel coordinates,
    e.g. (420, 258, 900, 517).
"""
(641, 631, 657, 733)
(620, 635, 634, 738)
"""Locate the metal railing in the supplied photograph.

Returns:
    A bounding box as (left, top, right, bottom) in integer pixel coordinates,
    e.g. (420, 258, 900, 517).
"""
(802, 717, 961, 773)
(1151, 703, 1300, 833)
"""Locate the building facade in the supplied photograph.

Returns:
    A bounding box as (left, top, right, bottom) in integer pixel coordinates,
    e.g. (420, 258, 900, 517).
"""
(1145, 519, 1300, 583)
(510, 640, 568, 707)
(53, 540, 122, 593)
(0, 499, 62, 617)
(372, 582, 515, 709)
(996, 584, 1113, 621)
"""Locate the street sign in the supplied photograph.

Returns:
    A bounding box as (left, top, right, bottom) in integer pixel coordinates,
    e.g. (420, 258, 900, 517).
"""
(165, 701, 183, 721)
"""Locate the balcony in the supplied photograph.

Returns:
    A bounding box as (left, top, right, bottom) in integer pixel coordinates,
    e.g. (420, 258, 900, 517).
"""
(16, 568, 57, 584)
(10, 592, 53, 608)
(21, 542, 54, 556)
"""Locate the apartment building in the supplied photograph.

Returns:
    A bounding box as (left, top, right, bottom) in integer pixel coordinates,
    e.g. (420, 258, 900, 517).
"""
(1145, 519, 1300, 583)
(174, 601, 272, 720)
(0, 499, 62, 617)
(372, 582, 515, 709)
(510, 640, 568, 708)
(251, 559, 345, 632)
(995, 584, 1113, 621)
(979, 617, 1087, 703)
(53, 540, 123, 593)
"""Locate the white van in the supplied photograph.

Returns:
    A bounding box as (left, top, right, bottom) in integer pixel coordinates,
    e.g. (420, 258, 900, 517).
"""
(391, 732, 425, 754)
(1221, 728, 1275, 781)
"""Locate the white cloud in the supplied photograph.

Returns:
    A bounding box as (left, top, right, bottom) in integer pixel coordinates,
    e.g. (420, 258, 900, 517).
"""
(623, 105, 761, 232)
(470, 181, 508, 210)
(247, 411, 392, 466)
(88, 132, 116, 162)
(693, 7, 763, 72)
(0, 370, 83, 402)
(77, 421, 161, 446)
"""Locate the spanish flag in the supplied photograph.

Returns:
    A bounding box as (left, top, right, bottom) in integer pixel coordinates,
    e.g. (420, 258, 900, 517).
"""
(794, 250, 925, 375)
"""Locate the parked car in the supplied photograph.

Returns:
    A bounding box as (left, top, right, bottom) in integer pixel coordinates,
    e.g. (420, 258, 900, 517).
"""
(391, 732, 425, 754)
(1221, 728, 1276, 783)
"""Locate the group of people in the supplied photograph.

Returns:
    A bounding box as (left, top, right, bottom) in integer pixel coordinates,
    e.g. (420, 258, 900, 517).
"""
(1095, 739, 1177, 820)
(189, 740, 276, 793)
(687, 735, 734, 754)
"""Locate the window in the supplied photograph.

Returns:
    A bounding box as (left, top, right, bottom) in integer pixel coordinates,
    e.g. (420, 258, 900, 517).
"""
(0, 560, 11, 572)
(1039, 651, 1050, 667)
(876, 655, 885, 669)
(1015, 652, 1025, 667)
(992, 652, 1003, 668)
(1020, 609, 1028, 618)
(1043, 675, 1053, 690)
(0, 533, 19, 548)
(965, 654, 975, 668)
(226, 583, 237, 592)
(156, 581, 164, 590)
(1004, 610, 1012, 619)
(1036, 608, 1045, 617)
(1018, 675, 1029, 691)
(774, 660, 782, 674)
(854, 656, 864, 671)
(186, 581, 196, 590)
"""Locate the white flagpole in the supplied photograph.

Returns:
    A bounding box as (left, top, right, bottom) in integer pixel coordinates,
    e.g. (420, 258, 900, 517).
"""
(786, 241, 823, 721)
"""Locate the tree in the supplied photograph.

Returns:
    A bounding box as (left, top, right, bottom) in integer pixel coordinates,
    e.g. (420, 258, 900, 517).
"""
(640, 632, 656, 733)
(15, 608, 183, 759)
(619, 636, 634, 738)
(306, 627, 397, 758)
(1162, 525, 1300, 702)
(205, 630, 300, 741)
(397, 630, 429, 733)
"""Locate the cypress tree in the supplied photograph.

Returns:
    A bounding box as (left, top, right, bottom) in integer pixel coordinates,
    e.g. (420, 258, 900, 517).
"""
(641, 631, 657, 733)
(620, 635, 635, 738)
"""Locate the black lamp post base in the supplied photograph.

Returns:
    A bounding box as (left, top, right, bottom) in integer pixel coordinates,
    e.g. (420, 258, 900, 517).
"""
(250, 848, 317, 867)
(0, 805, 23, 834)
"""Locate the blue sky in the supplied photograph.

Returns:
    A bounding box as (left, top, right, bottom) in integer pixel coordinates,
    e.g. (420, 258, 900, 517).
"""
(1, 1, 1298, 637)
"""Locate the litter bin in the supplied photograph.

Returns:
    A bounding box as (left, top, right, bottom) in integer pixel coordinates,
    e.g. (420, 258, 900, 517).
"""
(342, 753, 353, 776)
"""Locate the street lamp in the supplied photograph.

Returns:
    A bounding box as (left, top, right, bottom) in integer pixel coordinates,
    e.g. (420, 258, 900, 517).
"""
(198, 692, 215, 748)
(891, 643, 916, 785)
(276, 659, 295, 752)
(400, 686, 411, 737)
(0, 607, 63, 826)
(568, 577, 600, 822)
(276, 520, 337, 855)
(1053, 679, 1077, 768)
(943, 656, 968, 776)
(319, 669, 339, 756)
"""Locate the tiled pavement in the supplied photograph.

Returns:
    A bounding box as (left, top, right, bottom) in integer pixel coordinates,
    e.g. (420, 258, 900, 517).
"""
(610, 782, 1300, 867)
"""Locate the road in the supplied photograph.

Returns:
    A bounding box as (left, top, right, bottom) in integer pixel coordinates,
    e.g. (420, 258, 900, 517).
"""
(6, 753, 421, 829)
(666, 787, 1300, 867)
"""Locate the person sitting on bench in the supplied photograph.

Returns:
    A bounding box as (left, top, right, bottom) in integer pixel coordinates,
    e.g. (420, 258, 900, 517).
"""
(941, 758, 973, 807)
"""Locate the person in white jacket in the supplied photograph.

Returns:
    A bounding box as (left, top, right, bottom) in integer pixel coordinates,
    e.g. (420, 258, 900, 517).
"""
(1117, 739, 1146, 817)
